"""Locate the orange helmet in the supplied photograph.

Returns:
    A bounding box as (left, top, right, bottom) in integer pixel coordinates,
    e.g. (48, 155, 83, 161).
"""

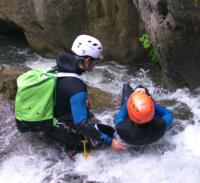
(127, 91, 155, 124)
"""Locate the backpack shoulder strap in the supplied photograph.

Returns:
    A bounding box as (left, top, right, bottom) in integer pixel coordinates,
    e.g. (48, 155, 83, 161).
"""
(57, 72, 84, 82)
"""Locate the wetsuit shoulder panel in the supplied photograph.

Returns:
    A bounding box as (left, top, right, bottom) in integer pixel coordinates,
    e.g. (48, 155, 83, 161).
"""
(70, 91, 88, 124)
(115, 102, 128, 125)
(155, 103, 173, 130)
(54, 77, 87, 119)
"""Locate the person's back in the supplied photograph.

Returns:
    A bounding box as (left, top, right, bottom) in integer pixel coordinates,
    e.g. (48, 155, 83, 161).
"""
(50, 35, 126, 152)
(15, 35, 126, 154)
(116, 117, 166, 145)
(115, 83, 173, 145)
(54, 52, 86, 122)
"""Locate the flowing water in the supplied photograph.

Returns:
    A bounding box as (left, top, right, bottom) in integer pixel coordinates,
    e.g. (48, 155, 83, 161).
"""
(0, 35, 200, 183)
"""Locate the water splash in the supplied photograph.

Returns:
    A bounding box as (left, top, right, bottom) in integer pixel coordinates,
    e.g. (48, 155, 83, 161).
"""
(1, 58, 200, 183)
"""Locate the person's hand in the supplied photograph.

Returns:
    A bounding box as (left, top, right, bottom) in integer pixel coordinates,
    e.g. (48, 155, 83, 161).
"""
(111, 139, 127, 152)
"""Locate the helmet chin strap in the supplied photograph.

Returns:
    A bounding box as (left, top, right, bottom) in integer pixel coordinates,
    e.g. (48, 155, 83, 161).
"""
(74, 55, 85, 65)
(74, 56, 87, 71)
(75, 55, 82, 59)
(75, 55, 96, 71)
(75, 55, 85, 61)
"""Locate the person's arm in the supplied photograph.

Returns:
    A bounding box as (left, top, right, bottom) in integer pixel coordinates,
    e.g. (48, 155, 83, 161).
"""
(70, 92, 126, 152)
(114, 103, 128, 126)
(154, 103, 173, 130)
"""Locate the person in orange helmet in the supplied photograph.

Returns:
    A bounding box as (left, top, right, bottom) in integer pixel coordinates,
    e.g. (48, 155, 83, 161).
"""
(114, 83, 173, 145)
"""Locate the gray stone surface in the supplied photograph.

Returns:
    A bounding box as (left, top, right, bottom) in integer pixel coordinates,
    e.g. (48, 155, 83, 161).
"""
(133, 0, 200, 89)
(1, 0, 200, 88)
(0, 0, 144, 64)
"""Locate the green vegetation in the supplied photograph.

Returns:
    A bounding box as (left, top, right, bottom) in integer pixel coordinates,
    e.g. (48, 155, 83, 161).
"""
(192, 0, 200, 7)
(139, 34, 159, 64)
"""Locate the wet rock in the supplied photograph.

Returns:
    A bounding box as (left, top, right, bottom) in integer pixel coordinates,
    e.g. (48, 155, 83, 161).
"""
(0, 0, 144, 64)
(133, 0, 200, 89)
(2, 1, 200, 88)
(0, 64, 29, 102)
(172, 102, 193, 120)
(88, 86, 120, 112)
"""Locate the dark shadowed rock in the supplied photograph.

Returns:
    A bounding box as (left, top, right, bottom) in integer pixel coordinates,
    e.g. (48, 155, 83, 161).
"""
(133, 0, 200, 89)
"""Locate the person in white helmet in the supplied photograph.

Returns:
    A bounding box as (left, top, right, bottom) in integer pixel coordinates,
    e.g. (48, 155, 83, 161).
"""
(46, 35, 126, 155)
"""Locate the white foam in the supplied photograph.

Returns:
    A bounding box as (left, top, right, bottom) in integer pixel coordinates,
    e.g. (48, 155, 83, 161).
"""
(73, 66, 200, 183)
(0, 154, 74, 183)
(1, 59, 200, 183)
(25, 54, 56, 69)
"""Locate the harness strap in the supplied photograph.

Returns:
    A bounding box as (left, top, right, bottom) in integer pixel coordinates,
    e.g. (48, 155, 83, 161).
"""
(57, 72, 84, 82)
(52, 72, 84, 120)
(82, 136, 92, 159)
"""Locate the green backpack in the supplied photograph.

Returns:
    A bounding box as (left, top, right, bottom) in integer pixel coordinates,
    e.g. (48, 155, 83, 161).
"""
(15, 68, 82, 125)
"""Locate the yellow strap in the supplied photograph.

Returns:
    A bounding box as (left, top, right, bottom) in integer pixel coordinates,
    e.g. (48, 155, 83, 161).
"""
(82, 136, 92, 159)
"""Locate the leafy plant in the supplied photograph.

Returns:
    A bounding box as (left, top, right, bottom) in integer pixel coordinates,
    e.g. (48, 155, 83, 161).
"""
(192, 0, 200, 7)
(139, 34, 159, 64)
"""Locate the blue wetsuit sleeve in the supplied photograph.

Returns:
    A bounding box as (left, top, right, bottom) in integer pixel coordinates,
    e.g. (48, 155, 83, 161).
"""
(70, 92, 88, 124)
(115, 103, 128, 126)
(70, 92, 112, 144)
(154, 103, 173, 130)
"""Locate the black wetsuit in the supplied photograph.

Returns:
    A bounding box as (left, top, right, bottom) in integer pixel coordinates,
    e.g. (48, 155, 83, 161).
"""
(115, 84, 173, 145)
(16, 52, 114, 151)
(47, 53, 113, 150)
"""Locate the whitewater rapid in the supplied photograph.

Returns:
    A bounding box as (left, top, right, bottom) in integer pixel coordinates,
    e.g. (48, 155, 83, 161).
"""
(0, 54, 200, 183)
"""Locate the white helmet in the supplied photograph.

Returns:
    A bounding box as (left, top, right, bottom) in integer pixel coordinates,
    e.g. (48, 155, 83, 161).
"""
(71, 35, 103, 59)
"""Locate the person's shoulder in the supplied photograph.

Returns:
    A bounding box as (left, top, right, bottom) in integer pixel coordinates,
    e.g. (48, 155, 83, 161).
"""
(60, 77, 87, 91)
(154, 103, 172, 114)
(57, 52, 74, 60)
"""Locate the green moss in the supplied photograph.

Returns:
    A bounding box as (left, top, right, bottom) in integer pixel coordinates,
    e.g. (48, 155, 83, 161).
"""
(192, 0, 200, 7)
(139, 34, 159, 64)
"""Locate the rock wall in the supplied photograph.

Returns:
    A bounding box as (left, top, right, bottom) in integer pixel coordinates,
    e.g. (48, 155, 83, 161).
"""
(1, 0, 200, 88)
(0, 0, 145, 64)
(0, 65, 120, 112)
(133, 0, 200, 89)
